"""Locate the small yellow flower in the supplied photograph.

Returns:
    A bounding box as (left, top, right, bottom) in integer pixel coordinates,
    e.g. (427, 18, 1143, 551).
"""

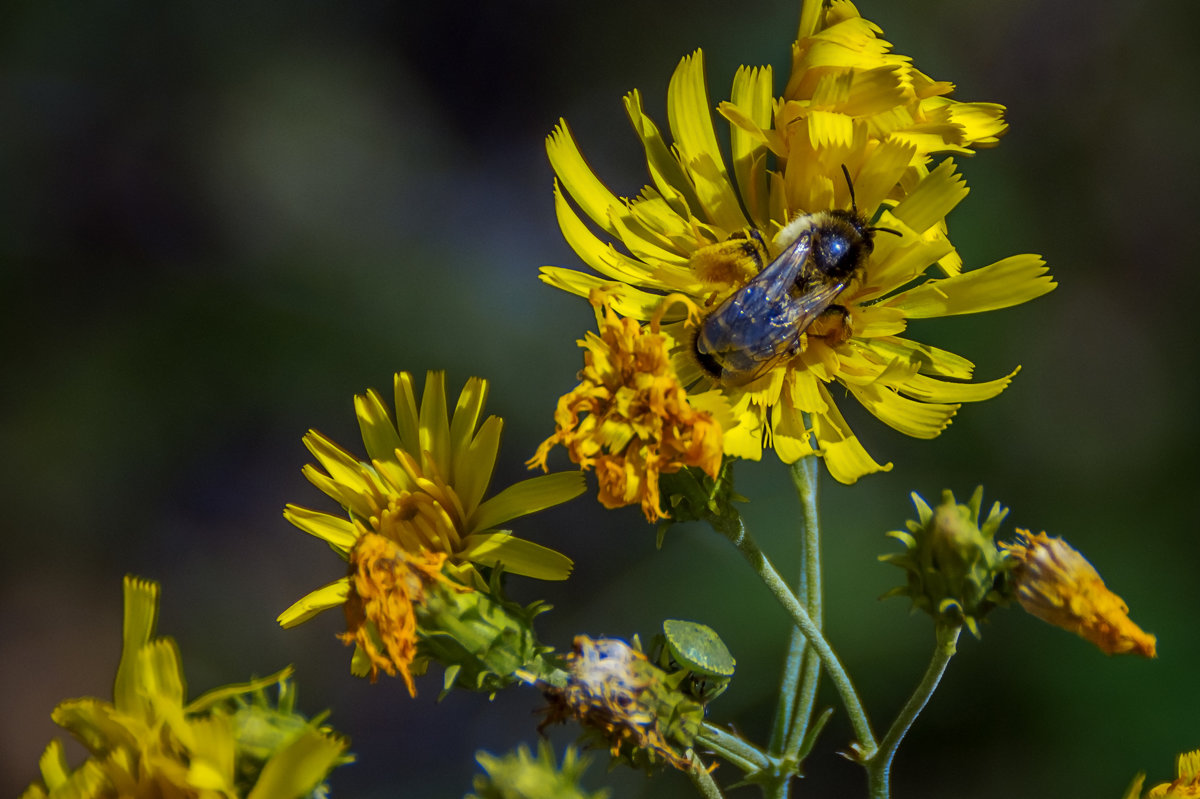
(1001, 530, 1157, 657)
(529, 292, 724, 522)
(539, 636, 704, 772)
(540, 1, 1054, 483)
(1147, 750, 1200, 798)
(279, 371, 585, 687)
(21, 577, 348, 799)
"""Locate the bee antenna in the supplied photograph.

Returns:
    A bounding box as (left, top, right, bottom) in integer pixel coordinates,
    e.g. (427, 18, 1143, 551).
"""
(840, 164, 857, 212)
(868, 225, 902, 238)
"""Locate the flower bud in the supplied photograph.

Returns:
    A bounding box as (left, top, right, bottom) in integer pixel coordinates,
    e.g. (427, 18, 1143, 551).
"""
(881, 487, 1011, 635)
(467, 741, 608, 799)
(1001, 530, 1156, 657)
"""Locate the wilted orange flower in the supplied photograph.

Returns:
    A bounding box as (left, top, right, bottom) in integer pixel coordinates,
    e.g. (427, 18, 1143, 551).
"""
(529, 291, 724, 523)
(1002, 530, 1156, 657)
(339, 532, 467, 693)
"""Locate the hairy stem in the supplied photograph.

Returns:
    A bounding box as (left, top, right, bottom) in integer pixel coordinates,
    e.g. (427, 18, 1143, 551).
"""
(714, 515, 877, 759)
(864, 624, 962, 799)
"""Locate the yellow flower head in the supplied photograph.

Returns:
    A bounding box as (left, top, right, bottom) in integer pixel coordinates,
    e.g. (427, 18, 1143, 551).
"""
(1001, 530, 1157, 658)
(539, 636, 704, 773)
(22, 577, 348, 799)
(279, 371, 585, 686)
(540, 1, 1055, 483)
(1147, 750, 1200, 798)
(529, 290, 724, 523)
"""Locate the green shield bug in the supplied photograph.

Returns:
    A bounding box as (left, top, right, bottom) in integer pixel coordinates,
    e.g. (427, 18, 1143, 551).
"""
(662, 619, 735, 702)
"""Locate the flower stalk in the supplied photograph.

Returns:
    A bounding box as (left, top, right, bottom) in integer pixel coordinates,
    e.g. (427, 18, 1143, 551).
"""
(863, 623, 962, 799)
(710, 512, 877, 761)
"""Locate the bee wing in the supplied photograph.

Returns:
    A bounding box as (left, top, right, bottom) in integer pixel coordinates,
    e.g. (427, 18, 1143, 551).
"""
(697, 230, 812, 364)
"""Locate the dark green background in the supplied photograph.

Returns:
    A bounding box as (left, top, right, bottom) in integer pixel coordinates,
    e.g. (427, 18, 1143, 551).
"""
(3, 1, 1196, 797)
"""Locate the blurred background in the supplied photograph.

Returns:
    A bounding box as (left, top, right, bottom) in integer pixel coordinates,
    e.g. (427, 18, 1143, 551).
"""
(2, 1, 1196, 797)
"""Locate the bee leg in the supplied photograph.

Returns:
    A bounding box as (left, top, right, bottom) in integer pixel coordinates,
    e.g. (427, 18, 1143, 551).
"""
(808, 304, 854, 346)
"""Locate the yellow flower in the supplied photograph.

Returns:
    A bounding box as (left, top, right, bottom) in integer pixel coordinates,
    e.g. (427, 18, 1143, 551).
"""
(21, 576, 348, 799)
(540, 1, 1055, 483)
(1147, 750, 1200, 798)
(1001, 530, 1157, 657)
(528, 291, 724, 523)
(279, 371, 585, 685)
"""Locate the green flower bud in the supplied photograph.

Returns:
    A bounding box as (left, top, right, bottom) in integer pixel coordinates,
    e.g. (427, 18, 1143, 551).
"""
(880, 487, 1012, 636)
(417, 569, 560, 698)
(466, 740, 609, 799)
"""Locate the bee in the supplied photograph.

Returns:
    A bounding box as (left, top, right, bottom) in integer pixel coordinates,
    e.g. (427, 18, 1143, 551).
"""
(694, 173, 885, 384)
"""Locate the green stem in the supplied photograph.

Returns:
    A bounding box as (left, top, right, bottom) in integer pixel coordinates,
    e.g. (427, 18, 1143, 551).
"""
(697, 723, 773, 775)
(864, 624, 962, 799)
(688, 754, 726, 799)
(768, 458, 823, 761)
(714, 515, 877, 759)
(782, 458, 823, 762)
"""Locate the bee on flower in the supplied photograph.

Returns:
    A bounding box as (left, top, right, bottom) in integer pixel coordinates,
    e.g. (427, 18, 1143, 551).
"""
(537, 0, 1055, 494)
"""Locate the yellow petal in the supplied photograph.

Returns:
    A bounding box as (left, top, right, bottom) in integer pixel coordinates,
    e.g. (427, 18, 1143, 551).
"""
(277, 578, 351, 627)
(115, 576, 159, 716)
(546, 120, 621, 236)
(812, 384, 892, 483)
(726, 65, 774, 229)
(885, 253, 1055, 317)
(553, 182, 674, 288)
(893, 367, 1019, 404)
(449, 376, 489, 479)
(844, 381, 959, 439)
(853, 137, 917, 216)
(459, 532, 574, 581)
(667, 51, 747, 231)
(771, 399, 817, 463)
(864, 336, 977, 380)
(805, 109, 855, 149)
(454, 415, 501, 518)
(538, 268, 683, 321)
(355, 389, 403, 465)
(417, 371, 451, 479)
(282, 505, 357, 553)
(889, 159, 969, 235)
(393, 371, 421, 455)
(624, 89, 706, 218)
(248, 727, 349, 799)
(470, 471, 586, 532)
(842, 66, 909, 116)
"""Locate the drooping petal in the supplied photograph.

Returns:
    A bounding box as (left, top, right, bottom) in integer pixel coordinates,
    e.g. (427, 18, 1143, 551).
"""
(812, 384, 892, 483)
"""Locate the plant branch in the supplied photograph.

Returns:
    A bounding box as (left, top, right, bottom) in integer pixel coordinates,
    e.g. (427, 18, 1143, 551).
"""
(713, 515, 877, 758)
